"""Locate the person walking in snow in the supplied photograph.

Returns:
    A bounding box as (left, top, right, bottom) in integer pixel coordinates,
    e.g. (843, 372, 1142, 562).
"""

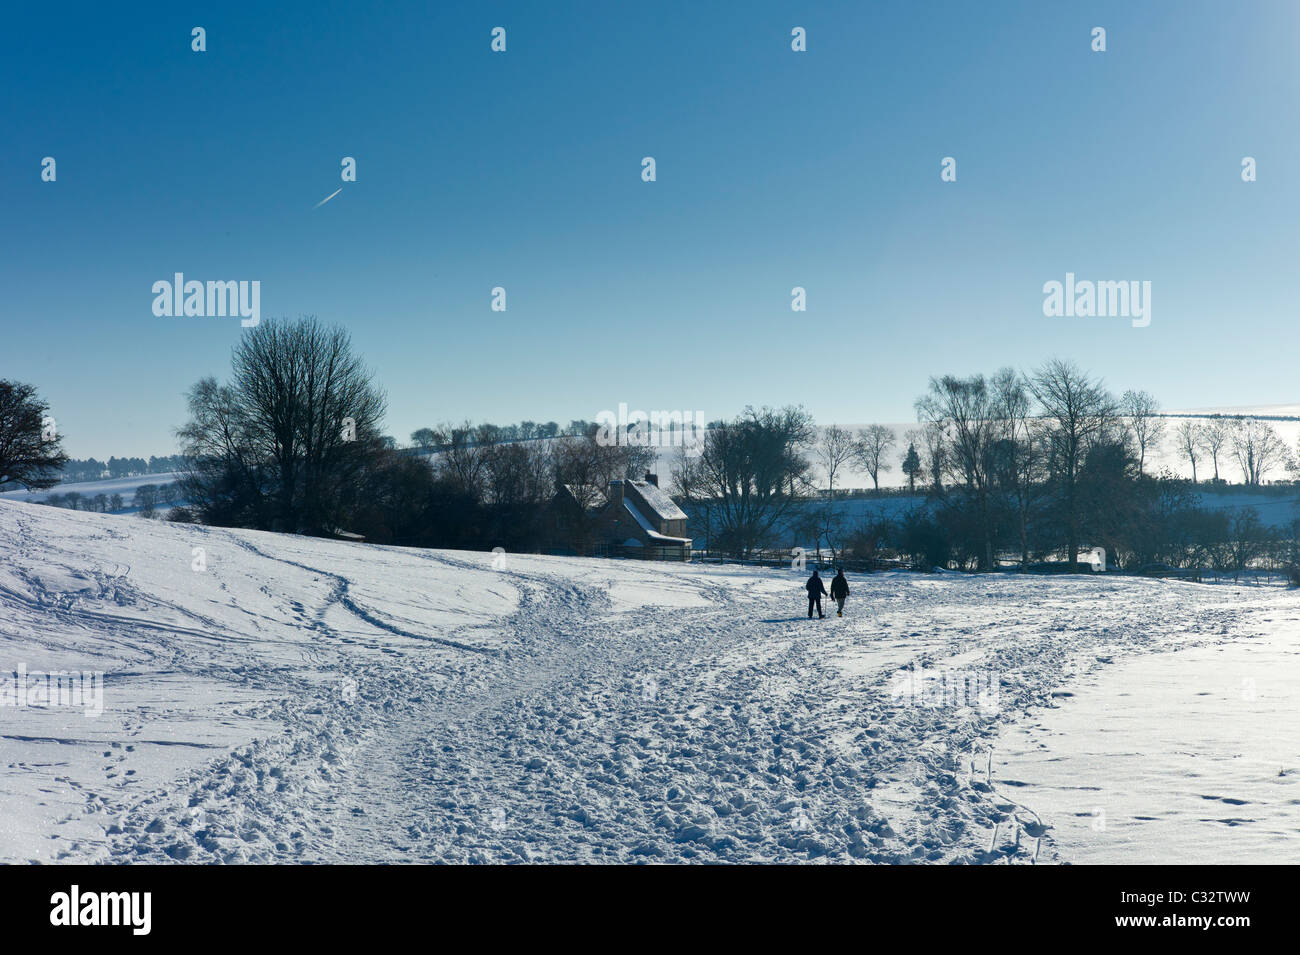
(829, 569, 849, 617)
(805, 569, 827, 619)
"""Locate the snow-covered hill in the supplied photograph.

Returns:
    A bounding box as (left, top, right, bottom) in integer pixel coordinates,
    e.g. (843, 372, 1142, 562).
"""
(2, 499, 1298, 864)
(0, 472, 185, 514)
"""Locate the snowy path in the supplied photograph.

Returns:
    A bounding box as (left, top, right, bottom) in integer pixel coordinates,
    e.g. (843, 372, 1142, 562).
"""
(2, 500, 1296, 864)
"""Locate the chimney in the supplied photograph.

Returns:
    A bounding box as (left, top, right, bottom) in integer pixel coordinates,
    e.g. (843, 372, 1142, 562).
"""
(644, 472, 658, 487)
(609, 479, 625, 507)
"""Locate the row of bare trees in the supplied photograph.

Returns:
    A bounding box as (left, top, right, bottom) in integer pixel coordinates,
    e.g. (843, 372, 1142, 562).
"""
(11, 317, 1300, 574)
(812, 424, 899, 495)
(1172, 416, 1286, 485)
(896, 360, 1125, 569)
(1045, 387, 1289, 487)
(788, 361, 1126, 569)
(793, 362, 1300, 572)
(839, 395, 1289, 500)
(409, 420, 578, 448)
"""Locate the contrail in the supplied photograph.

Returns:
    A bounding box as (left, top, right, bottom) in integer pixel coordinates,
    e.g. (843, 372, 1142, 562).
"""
(313, 187, 343, 209)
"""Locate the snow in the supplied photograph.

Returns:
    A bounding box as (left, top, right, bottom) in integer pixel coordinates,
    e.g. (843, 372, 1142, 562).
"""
(0, 472, 183, 504)
(623, 499, 690, 543)
(994, 622, 1300, 863)
(627, 480, 687, 522)
(2, 498, 1297, 864)
(1172, 403, 1300, 418)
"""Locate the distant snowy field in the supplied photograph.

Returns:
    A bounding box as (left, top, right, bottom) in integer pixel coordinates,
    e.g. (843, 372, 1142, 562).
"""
(0, 473, 184, 513)
(2, 499, 1298, 864)
(0, 472, 183, 502)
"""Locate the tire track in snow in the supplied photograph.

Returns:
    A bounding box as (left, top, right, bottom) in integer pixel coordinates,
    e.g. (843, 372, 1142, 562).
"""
(216, 532, 498, 656)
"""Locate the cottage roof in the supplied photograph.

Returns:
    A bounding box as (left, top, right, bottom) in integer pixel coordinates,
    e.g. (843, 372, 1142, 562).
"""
(622, 499, 691, 544)
(627, 480, 687, 522)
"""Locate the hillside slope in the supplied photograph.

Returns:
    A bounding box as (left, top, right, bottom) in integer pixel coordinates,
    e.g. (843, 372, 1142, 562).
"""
(1, 500, 1295, 863)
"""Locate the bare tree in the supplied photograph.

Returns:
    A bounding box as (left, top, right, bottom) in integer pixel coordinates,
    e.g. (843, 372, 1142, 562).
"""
(1174, 419, 1202, 483)
(991, 367, 1042, 567)
(1121, 389, 1166, 475)
(1229, 417, 1285, 485)
(669, 444, 713, 555)
(178, 316, 387, 533)
(812, 424, 856, 566)
(854, 424, 896, 491)
(177, 377, 266, 525)
(815, 499, 849, 564)
(693, 406, 813, 557)
(816, 425, 857, 496)
(482, 440, 552, 510)
(1198, 417, 1231, 482)
(0, 380, 69, 489)
(915, 374, 1001, 569)
(782, 407, 818, 498)
(668, 443, 702, 501)
(1029, 359, 1120, 566)
(554, 426, 656, 505)
(433, 421, 492, 497)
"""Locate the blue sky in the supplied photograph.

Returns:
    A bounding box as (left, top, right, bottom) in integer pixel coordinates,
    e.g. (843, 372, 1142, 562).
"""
(2, 0, 1298, 459)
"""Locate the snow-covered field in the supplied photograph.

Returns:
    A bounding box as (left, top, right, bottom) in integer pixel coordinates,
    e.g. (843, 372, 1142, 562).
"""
(695, 485, 1300, 554)
(0, 472, 183, 505)
(2, 499, 1297, 864)
(995, 626, 1300, 864)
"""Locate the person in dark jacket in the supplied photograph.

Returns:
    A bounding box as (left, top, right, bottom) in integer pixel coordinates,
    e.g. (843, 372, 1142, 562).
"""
(829, 569, 849, 616)
(805, 570, 827, 618)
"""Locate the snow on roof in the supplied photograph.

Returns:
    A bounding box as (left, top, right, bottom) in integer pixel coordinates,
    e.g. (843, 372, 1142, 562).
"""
(627, 480, 687, 522)
(622, 499, 691, 544)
